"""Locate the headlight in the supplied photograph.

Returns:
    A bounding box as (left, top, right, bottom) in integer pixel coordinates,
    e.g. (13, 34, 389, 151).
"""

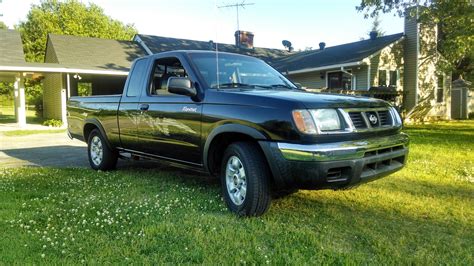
(310, 109, 342, 131)
(292, 109, 342, 134)
(292, 110, 317, 134)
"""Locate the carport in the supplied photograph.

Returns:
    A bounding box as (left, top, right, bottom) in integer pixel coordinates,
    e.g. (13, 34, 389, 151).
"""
(1, 30, 155, 127)
(0, 63, 128, 128)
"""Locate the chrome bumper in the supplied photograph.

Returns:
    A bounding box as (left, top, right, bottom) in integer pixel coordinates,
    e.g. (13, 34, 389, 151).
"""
(277, 133, 409, 161)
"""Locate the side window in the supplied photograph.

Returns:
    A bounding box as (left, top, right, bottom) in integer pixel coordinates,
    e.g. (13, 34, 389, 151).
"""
(436, 75, 444, 103)
(126, 59, 147, 97)
(149, 57, 188, 96)
(378, 70, 387, 87)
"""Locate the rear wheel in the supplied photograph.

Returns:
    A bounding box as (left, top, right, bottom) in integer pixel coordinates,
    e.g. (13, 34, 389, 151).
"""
(87, 129, 118, 171)
(220, 142, 271, 217)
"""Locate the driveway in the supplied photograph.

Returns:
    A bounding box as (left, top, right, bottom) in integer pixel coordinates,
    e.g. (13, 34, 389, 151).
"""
(0, 132, 89, 168)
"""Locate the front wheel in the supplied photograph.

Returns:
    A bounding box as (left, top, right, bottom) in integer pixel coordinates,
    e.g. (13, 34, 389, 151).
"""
(220, 142, 271, 217)
(87, 129, 118, 171)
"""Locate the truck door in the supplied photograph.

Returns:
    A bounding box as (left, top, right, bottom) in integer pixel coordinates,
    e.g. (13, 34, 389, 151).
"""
(136, 55, 202, 165)
(118, 58, 148, 150)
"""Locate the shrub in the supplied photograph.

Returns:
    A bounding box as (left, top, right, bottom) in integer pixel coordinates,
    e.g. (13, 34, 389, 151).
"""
(42, 119, 63, 127)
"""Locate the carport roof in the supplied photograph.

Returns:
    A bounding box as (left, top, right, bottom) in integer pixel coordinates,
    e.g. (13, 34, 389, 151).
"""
(0, 29, 26, 64)
(47, 34, 147, 72)
(0, 61, 130, 76)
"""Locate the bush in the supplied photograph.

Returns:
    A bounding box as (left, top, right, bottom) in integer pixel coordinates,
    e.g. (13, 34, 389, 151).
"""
(42, 119, 63, 127)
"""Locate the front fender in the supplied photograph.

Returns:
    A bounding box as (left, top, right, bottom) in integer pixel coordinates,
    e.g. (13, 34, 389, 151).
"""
(203, 123, 268, 173)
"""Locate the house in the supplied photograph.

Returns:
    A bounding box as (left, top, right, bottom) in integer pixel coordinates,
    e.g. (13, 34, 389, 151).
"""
(273, 12, 452, 121)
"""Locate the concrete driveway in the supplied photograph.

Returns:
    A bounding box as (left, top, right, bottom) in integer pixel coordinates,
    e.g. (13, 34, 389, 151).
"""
(0, 132, 89, 168)
(0, 131, 174, 170)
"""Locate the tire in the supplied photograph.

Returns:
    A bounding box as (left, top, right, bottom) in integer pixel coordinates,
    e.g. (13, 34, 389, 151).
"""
(87, 129, 118, 171)
(220, 142, 271, 217)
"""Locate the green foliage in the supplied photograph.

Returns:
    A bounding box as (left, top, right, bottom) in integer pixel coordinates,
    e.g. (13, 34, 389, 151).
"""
(357, 0, 474, 80)
(0, 122, 473, 263)
(16, 0, 138, 62)
(77, 82, 92, 96)
(370, 15, 385, 37)
(0, 21, 8, 29)
(0, 82, 13, 97)
(42, 119, 63, 127)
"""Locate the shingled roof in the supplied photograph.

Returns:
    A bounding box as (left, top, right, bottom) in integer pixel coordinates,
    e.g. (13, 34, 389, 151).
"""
(273, 33, 404, 73)
(135, 34, 289, 64)
(0, 29, 26, 64)
(46, 34, 147, 71)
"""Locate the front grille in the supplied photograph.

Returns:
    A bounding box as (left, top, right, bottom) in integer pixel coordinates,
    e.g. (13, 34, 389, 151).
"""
(344, 108, 394, 130)
(378, 110, 391, 126)
(364, 145, 404, 158)
(348, 112, 367, 129)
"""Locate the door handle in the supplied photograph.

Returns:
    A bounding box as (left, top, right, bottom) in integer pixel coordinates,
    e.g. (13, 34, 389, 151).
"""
(139, 104, 149, 111)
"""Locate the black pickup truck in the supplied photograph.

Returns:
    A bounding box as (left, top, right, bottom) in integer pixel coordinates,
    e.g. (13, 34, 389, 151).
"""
(67, 50, 409, 216)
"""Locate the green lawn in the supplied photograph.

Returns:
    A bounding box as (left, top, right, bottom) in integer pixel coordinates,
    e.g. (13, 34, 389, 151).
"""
(2, 129, 66, 137)
(0, 121, 473, 264)
(0, 104, 45, 124)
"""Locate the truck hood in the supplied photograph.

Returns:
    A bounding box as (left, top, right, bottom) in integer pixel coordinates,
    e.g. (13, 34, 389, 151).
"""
(228, 89, 390, 109)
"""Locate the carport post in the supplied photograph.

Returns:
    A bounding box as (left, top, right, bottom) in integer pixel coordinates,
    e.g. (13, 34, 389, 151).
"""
(61, 88, 67, 127)
(13, 74, 27, 128)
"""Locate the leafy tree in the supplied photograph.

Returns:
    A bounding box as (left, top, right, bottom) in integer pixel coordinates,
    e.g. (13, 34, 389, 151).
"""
(356, 0, 474, 81)
(0, 21, 7, 29)
(16, 0, 138, 62)
(370, 15, 385, 37)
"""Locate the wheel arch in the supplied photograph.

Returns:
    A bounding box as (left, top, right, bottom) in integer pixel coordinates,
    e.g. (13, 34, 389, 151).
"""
(83, 119, 114, 151)
(203, 124, 269, 175)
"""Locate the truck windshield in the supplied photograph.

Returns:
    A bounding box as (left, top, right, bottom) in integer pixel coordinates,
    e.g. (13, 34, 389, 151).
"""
(189, 53, 297, 90)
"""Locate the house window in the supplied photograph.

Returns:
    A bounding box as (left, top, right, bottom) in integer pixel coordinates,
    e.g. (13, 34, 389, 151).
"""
(437, 75, 444, 103)
(389, 70, 398, 87)
(327, 71, 352, 90)
(378, 70, 387, 86)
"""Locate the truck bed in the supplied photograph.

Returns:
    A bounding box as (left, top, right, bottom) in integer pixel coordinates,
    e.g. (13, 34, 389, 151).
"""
(67, 95, 122, 144)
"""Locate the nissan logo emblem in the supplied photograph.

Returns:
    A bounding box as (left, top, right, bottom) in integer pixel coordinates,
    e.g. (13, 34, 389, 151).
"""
(369, 114, 378, 125)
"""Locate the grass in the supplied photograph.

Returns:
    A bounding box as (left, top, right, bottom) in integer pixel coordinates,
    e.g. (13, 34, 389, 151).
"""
(0, 121, 473, 264)
(0, 105, 45, 125)
(2, 129, 66, 137)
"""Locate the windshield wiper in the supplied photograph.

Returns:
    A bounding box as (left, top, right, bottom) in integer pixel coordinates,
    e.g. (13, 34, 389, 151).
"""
(213, 82, 256, 89)
(269, 84, 292, 89)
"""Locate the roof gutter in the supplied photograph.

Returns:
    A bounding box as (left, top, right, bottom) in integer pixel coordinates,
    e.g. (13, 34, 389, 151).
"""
(0, 65, 129, 76)
(286, 61, 365, 75)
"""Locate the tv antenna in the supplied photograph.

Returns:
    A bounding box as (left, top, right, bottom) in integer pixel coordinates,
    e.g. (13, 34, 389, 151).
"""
(218, 1, 254, 31)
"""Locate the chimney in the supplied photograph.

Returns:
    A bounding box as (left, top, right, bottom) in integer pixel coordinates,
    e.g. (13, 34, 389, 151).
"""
(234, 30, 254, 49)
(319, 42, 326, 50)
(369, 31, 378, 40)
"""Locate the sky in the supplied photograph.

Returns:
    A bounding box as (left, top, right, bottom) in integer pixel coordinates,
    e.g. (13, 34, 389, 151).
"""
(0, 0, 404, 50)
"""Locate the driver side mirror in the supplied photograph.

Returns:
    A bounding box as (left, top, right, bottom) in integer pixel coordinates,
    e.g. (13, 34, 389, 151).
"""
(168, 77, 197, 97)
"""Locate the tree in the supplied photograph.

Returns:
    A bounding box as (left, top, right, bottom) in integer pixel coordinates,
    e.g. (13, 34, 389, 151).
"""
(0, 21, 7, 29)
(370, 15, 385, 37)
(356, 0, 474, 80)
(16, 0, 138, 62)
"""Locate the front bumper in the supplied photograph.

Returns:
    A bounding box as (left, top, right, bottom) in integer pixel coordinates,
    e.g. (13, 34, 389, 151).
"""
(259, 133, 409, 190)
